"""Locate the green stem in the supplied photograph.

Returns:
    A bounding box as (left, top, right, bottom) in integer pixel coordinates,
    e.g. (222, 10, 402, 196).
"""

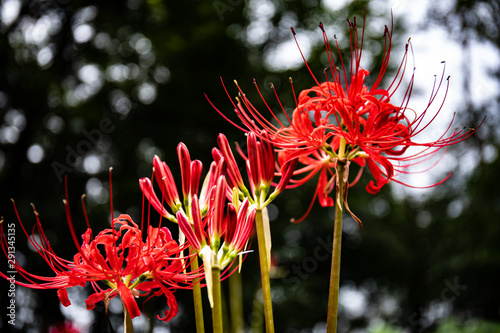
(255, 209, 275, 333)
(191, 254, 205, 333)
(229, 271, 244, 333)
(123, 302, 134, 333)
(211, 267, 223, 333)
(326, 163, 346, 333)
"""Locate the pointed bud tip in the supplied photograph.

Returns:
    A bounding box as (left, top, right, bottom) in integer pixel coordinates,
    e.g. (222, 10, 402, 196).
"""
(177, 142, 188, 151)
(30, 203, 39, 216)
(384, 25, 389, 36)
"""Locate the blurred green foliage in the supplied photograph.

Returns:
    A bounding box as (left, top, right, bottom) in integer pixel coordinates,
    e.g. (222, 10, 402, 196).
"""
(0, 0, 498, 332)
(369, 318, 500, 333)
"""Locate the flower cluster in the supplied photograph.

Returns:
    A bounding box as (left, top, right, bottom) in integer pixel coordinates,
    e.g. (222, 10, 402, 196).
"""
(140, 133, 297, 305)
(139, 142, 256, 278)
(0, 12, 481, 333)
(0, 129, 296, 329)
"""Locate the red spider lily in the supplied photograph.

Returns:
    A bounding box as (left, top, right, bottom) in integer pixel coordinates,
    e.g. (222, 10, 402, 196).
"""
(139, 143, 225, 225)
(176, 177, 256, 308)
(211, 15, 481, 214)
(140, 143, 257, 308)
(79, 214, 198, 322)
(141, 143, 204, 218)
(213, 132, 297, 267)
(176, 179, 255, 265)
(214, 132, 298, 207)
(140, 137, 294, 265)
(0, 180, 201, 324)
(139, 142, 246, 254)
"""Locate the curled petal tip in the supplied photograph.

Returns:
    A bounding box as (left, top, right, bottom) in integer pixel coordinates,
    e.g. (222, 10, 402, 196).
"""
(152, 155, 162, 166)
(57, 288, 71, 307)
